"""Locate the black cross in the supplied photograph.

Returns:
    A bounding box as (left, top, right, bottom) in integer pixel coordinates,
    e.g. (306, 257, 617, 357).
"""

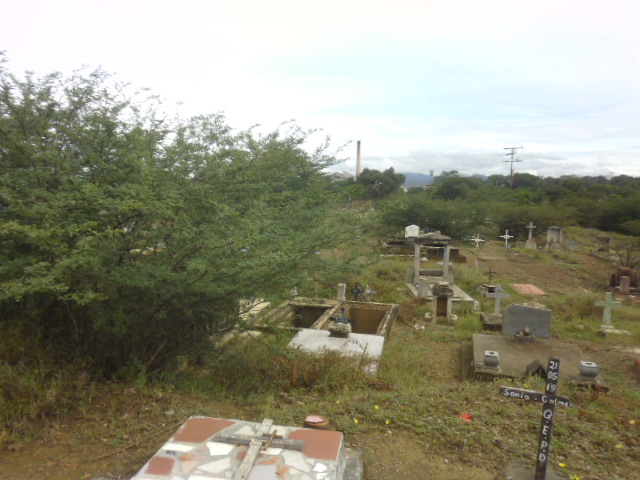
(485, 266, 496, 285)
(498, 358, 571, 480)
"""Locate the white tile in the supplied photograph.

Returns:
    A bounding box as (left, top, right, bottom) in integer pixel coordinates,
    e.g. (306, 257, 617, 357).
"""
(264, 447, 283, 455)
(282, 450, 311, 472)
(163, 442, 195, 452)
(198, 458, 232, 474)
(235, 425, 255, 435)
(206, 441, 236, 456)
(313, 464, 327, 473)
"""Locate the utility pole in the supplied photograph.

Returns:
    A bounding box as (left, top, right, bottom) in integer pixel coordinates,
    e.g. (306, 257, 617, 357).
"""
(503, 146, 523, 189)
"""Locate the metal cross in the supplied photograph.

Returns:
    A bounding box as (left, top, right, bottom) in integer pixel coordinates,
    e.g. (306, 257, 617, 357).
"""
(485, 266, 496, 285)
(500, 230, 514, 247)
(499, 358, 571, 480)
(471, 233, 484, 249)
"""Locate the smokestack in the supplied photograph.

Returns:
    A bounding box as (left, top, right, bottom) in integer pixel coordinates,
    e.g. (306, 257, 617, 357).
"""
(356, 140, 362, 178)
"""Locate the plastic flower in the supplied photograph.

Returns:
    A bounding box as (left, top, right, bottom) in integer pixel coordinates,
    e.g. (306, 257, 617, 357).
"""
(353, 418, 359, 424)
(615, 443, 623, 449)
(570, 475, 581, 480)
(374, 405, 380, 410)
(385, 419, 391, 425)
(630, 419, 636, 425)
(558, 463, 566, 468)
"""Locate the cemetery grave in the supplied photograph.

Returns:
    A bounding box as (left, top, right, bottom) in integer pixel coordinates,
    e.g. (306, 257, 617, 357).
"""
(1, 230, 639, 480)
(252, 296, 399, 375)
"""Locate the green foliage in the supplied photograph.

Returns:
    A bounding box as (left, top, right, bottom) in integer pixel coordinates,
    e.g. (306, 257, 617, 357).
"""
(0, 66, 359, 374)
(356, 167, 405, 199)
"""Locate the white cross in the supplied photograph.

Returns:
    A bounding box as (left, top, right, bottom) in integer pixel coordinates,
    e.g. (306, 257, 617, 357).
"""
(486, 289, 511, 315)
(526, 222, 536, 240)
(471, 234, 485, 249)
(595, 292, 622, 327)
(500, 230, 514, 247)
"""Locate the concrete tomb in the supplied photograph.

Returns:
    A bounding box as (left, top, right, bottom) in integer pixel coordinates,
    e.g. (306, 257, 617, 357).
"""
(131, 416, 363, 480)
(479, 286, 511, 330)
(545, 226, 564, 250)
(467, 304, 606, 387)
(258, 297, 399, 375)
(525, 221, 537, 250)
(595, 235, 610, 253)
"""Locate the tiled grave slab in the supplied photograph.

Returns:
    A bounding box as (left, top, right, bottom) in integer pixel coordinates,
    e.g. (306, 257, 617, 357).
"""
(287, 329, 384, 374)
(131, 416, 348, 480)
(470, 334, 607, 389)
(511, 284, 547, 295)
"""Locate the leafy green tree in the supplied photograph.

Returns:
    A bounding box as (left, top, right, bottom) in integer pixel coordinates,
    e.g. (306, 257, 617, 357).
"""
(356, 167, 405, 199)
(0, 64, 357, 374)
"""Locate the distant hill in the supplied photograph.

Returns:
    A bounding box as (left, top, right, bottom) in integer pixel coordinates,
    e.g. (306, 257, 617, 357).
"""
(402, 172, 434, 187)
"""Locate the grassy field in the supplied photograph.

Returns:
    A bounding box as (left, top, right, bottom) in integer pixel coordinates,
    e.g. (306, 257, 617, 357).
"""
(1, 230, 639, 480)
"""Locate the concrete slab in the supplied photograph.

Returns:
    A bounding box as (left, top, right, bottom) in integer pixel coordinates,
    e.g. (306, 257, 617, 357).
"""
(288, 329, 385, 375)
(511, 284, 547, 295)
(503, 304, 552, 339)
(131, 416, 362, 480)
(471, 334, 607, 388)
(405, 278, 476, 304)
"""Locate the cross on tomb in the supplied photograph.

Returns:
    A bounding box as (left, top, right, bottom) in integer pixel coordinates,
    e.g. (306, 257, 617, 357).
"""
(526, 222, 536, 240)
(486, 289, 511, 315)
(471, 233, 485, 249)
(499, 358, 571, 480)
(213, 418, 304, 480)
(500, 229, 514, 247)
(595, 292, 622, 327)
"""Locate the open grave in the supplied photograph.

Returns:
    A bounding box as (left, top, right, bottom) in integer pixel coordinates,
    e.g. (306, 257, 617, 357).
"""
(131, 416, 362, 480)
(464, 303, 608, 389)
(254, 297, 399, 375)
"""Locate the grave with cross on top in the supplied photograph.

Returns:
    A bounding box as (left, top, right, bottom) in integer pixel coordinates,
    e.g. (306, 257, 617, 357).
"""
(486, 287, 511, 315)
(500, 229, 514, 247)
(497, 358, 571, 480)
(595, 291, 621, 328)
(471, 233, 485, 249)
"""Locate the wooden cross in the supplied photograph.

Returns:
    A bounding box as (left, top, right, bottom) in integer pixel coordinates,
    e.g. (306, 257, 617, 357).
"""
(499, 358, 571, 480)
(500, 230, 514, 247)
(595, 292, 622, 327)
(213, 418, 303, 480)
(526, 222, 536, 240)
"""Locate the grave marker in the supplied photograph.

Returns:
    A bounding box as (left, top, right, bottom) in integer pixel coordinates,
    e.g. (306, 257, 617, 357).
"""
(471, 233, 485, 249)
(500, 230, 514, 247)
(595, 292, 621, 327)
(499, 358, 571, 480)
(503, 304, 552, 339)
(486, 289, 511, 315)
(526, 222, 536, 240)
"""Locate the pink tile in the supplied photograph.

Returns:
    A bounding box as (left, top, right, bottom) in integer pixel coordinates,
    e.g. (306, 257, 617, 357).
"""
(146, 456, 175, 475)
(288, 429, 343, 461)
(172, 417, 235, 443)
(511, 284, 547, 295)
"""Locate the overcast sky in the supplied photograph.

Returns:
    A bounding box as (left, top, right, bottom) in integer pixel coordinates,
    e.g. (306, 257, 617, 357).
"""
(2, 0, 639, 178)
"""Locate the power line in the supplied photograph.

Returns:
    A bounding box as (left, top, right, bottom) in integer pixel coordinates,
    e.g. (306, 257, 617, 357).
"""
(503, 146, 523, 189)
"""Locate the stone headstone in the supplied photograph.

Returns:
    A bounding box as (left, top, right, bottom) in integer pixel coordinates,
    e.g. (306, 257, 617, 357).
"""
(503, 304, 552, 339)
(525, 238, 537, 250)
(417, 278, 430, 298)
(620, 276, 631, 295)
(405, 224, 419, 238)
(337, 283, 346, 301)
(405, 266, 415, 283)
